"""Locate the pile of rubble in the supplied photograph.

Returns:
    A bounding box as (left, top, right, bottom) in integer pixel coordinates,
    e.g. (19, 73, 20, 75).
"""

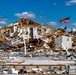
(0, 18, 76, 53)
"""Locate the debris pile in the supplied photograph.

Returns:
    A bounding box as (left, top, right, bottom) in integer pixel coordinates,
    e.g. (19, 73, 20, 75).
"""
(0, 18, 76, 53)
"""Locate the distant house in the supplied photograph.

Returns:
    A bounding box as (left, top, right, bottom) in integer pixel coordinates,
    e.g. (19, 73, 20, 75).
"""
(72, 28, 76, 34)
(55, 36, 72, 50)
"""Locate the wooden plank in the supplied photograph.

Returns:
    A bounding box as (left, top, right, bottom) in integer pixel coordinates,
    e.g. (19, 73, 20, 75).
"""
(27, 74, 76, 75)
(0, 64, 65, 66)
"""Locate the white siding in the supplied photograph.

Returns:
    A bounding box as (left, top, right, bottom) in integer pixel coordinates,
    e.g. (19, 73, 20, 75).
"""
(41, 26, 46, 35)
(10, 33, 14, 37)
(33, 27, 38, 39)
(13, 26, 17, 33)
(72, 28, 76, 32)
(62, 36, 72, 49)
(55, 36, 72, 49)
(30, 27, 38, 39)
(55, 36, 62, 48)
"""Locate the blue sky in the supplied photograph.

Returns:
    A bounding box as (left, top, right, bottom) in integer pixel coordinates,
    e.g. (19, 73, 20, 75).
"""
(0, 0, 76, 30)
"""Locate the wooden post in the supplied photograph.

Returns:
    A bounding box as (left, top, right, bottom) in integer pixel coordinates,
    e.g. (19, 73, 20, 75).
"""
(36, 66, 39, 68)
(60, 65, 63, 70)
(2, 66, 4, 68)
(49, 66, 51, 70)
(13, 66, 16, 68)
(23, 66, 25, 69)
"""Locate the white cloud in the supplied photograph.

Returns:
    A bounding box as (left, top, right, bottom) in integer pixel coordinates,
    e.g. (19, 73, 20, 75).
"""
(65, 0, 76, 6)
(0, 17, 7, 24)
(14, 11, 36, 19)
(72, 23, 76, 26)
(65, 2, 71, 6)
(39, 16, 48, 20)
(48, 22, 57, 26)
(66, 28, 71, 31)
(60, 26, 65, 29)
(42, 21, 57, 30)
(40, 10, 45, 14)
(0, 21, 6, 24)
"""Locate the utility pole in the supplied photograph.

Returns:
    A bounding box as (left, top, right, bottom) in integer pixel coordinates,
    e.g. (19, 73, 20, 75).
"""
(61, 43, 70, 55)
(23, 35, 27, 55)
